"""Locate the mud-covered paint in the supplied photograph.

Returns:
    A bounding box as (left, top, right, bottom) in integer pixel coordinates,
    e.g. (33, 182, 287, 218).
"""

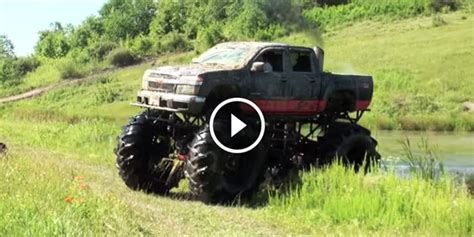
(137, 41, 374, 116)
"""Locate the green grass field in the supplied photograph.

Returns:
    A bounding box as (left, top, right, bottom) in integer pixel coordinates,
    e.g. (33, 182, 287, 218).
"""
(0, 12, 473, 236)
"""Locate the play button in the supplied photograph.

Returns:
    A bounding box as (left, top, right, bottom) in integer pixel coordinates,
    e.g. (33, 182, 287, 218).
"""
(230, 114, 247, 137)
(209, 98, 265, 154)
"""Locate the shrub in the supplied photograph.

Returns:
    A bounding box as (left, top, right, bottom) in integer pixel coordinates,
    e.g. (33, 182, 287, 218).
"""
(14, 56, 40, 75)
(57, 59, 86, 79)
(156, 32, 192, 53)
(89, 41, 118, 60)
(67, 48, 92, 64)
(107, 48, 136, 67)
(430, 0, 459, 11)
(129, 34, 154, 57)
(195, 23, 225, 53)
(0, 58, 19, 83)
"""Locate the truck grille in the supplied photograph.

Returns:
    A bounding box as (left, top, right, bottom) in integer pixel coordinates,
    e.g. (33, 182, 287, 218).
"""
(148, 81, 175, 92)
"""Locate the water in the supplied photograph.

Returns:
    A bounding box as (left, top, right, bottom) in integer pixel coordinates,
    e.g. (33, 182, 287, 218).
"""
(373, 131, 474, 175)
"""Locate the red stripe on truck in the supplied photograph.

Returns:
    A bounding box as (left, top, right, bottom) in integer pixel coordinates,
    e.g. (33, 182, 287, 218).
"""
(241, 100, 325, 115)
(240, 99, 370, 114)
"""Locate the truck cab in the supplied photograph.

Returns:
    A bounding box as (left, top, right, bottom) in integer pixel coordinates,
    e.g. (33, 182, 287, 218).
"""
(134, 42, 373, 117)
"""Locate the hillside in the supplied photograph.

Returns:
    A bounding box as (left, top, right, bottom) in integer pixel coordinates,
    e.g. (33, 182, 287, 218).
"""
(279, 11, 474, 131)
(0, 11, 473, 236)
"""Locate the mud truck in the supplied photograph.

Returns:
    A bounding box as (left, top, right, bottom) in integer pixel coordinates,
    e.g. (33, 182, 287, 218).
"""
(115, 42, 380, 203)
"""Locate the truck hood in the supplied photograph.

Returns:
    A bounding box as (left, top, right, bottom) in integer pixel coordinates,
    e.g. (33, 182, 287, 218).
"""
(142, 63, 233, 91)
(145, 63, 231, 79)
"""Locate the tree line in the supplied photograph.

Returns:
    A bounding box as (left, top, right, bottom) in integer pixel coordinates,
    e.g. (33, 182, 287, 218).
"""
(0, 0, 461, 84)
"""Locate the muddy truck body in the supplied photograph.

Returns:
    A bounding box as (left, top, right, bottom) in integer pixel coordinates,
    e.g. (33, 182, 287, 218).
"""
(115, 42, 380, 204)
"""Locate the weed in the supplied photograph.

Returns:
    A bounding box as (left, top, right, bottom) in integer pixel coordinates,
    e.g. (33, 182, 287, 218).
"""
(57, 58, 86, 79)
(401, 137, 444, 180)
(432, 14, 448, 26)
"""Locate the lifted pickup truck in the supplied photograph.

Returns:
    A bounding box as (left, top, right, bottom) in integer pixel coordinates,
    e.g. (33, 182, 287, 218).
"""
(115, 42, 380, 203)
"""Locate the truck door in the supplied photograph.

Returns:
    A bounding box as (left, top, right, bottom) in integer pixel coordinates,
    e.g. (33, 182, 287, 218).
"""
(284, 48, 322, 114)
(248, 48, 289, 113)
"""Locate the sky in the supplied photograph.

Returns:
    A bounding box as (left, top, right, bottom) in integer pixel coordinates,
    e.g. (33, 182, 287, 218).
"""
(0, 0, 107, 56)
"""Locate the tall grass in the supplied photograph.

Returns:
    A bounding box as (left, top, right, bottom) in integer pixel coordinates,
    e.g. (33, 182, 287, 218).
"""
(401, 137, 444, 180)
(0, 150, 143, 236)
(267, 162, 473, 235)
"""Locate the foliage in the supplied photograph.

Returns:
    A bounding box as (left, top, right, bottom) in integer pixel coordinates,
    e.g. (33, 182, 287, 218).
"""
(127, 34, 154, 57)
(35, 23, 72, 58)
(303, 0, 460, 30)
(0, 56, 40, 84)
(0, 58, 19, 83)
(155, 31, 192, 53)
(0, 35, 15, 58)
(100, 0, 156, 41)
(56, 58, 86, 79)
(107, 48, 136, 67)
(14, 56, 41, 76)
(69, 16, 103, 49)
(88, 41, 118, 61)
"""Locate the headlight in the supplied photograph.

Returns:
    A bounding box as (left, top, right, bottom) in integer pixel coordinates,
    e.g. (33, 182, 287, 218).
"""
(176, 85, 200, 95)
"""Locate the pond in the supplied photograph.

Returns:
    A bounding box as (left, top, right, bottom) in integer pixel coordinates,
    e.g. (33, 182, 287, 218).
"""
(373, 131, 474, 175)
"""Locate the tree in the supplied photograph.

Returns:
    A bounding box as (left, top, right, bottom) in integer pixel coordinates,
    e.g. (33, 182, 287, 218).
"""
(100, 0, 156, 41)
(35, 22, 71, 58)
(0, 35, 15, 58)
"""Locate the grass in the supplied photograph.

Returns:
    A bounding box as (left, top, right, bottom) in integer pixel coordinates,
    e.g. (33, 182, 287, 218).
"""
(267, 163, 473, 235)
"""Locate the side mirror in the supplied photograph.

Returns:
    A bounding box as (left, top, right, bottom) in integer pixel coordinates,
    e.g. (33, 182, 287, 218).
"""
(250, 62, 265, 72)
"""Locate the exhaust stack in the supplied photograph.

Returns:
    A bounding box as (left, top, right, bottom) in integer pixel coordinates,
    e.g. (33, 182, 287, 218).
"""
(314, 47, 324, 72)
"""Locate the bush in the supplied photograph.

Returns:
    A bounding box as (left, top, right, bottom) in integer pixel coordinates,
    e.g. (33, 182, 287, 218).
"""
(430, 0, 459, 11)
(156, 32, 192, 53)
(67, 48, 93, 64)
(14, 56, 40, 75)
(129, 34, 154, 57)
(0, 58, 19, 83)
(107, 48, 136, 67)
(195, 24, 225, 53)
(89, 41, 118, 60)
(57, 59, 86, 79)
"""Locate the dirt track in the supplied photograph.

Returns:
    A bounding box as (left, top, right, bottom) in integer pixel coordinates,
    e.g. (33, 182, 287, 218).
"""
(0, 78, 89, 104)
(0, 61, 152, 104)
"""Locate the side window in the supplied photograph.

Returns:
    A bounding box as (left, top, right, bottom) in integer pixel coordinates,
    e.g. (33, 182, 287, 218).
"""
(290, 51, 312, 72)
(255, 50, 284, 72)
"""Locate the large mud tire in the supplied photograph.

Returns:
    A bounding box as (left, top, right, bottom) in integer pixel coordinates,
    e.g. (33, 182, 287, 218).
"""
(115, 110, 174, 194)
(318, 122, 380, 172)
(185, 122, 267, 204)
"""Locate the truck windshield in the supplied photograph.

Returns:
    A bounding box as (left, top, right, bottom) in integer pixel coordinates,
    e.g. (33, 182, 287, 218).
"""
(196, 46, 251, 66)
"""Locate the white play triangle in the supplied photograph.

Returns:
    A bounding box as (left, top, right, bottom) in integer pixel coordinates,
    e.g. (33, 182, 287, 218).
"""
(230, 114, 247, 137)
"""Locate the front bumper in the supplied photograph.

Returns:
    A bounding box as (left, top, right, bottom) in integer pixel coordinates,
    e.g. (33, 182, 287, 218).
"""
(133, 90, 205, 114)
